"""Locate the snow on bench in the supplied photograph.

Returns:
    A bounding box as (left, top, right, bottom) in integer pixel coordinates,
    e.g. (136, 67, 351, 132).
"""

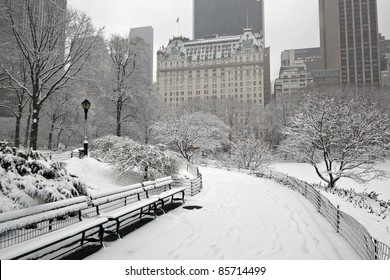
(0, 196, 87, 224)
(0, 198, 108, 259)
(90, 184, 158, 238)
(0, 216, 108, 260)
(142, 177, 185, 211)
(98, 197, 159, 238)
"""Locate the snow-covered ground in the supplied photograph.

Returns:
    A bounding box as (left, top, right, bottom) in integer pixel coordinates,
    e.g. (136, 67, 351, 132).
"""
(85, 167, 360, 260)
(269, 162, 390, 245)
(65, 157, 142, 194)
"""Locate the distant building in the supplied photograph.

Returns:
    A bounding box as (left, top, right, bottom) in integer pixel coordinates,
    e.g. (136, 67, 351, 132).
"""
(130, 26, 154, 87)
(379, 34, 390, 88)
(274, 48, 321, 99)
(193, 0, 264, 39)
(319, 0, 380, 87)
(157, 28, 269, 124)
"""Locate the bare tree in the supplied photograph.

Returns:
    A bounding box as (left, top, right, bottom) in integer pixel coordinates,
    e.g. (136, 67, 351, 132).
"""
(280, 91, 390, 190)
(153, 111, 229, 162)
(131, 88, 166, 144)
(105, 34, 146, 137)
(43, 92, 76, 150)
(0, 61, 30, 147)
(0, 0, 102, 150)
(231, 131, 272, 170)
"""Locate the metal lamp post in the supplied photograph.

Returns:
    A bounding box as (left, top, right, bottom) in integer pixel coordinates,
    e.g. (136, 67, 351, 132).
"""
(81, 99, 91, 157)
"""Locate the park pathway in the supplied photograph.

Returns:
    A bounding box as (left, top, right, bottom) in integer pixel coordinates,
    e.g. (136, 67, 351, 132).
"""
(86, 167, 360, 260)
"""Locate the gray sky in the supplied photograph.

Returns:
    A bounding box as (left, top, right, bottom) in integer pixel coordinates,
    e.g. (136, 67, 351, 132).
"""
(68, 0, 390, 82)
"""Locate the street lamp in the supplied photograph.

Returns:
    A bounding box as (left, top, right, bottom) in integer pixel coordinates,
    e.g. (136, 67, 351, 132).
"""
(81, 99, 91, 157)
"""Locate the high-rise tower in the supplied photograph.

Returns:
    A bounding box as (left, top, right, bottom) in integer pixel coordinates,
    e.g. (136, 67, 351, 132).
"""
(193, 0, 264, 39)
(130, 26, 154, 87)
(319, 0, 380, 87)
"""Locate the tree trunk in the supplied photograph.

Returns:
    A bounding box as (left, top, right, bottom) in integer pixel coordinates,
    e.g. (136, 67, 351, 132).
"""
(116, 96, 123, 137)
(29, 101, 40, 151)
(14, 116, 21, 148)
(56, 128, 63, 149)
(48, 118, 55, 150)
(24, 101, 32, 149)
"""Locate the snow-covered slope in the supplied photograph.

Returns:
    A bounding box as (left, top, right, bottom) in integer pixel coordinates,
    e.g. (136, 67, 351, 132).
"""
(86, 167, 360, 260)
(65, 157, 142, 194)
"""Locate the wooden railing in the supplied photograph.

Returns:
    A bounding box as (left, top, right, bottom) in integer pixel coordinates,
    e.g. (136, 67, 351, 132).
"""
(172, 166, 203, 196)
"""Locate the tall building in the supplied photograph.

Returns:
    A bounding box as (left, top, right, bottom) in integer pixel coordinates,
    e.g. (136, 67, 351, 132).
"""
(157, 28, 268, 124)
(274, 48, 320, 99)
(379, 34, 390, 87)
(319, 0, 380, 87)
(193, 0, 264, 39)
(130, 26, 154, 87)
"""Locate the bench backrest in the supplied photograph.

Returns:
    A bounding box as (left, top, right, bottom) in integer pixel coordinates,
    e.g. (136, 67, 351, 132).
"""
(90, 185, 146, 215)
(142, 177, 172, 197)
(89, 183, 143, 200)
(0, 196, 88, 224)
(0, 201, 89, 249)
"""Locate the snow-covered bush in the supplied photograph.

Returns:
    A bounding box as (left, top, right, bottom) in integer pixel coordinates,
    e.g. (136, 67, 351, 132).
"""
(231, 133, 273, 170)
(0, 142, 88, 213)
(91, 135, 181, 181)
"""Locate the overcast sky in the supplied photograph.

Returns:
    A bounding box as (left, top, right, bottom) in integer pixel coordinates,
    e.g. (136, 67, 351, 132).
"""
(68, 0, 390, 82)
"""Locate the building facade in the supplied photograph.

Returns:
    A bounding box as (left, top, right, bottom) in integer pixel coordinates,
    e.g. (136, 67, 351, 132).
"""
(193, 0, 264, 39)
(379, 33, 390, 87)
(274, 48, 321, 98)
(130, 26, 154, 87)
(157, 29, 268, 119)
(319, 0, 380, 87)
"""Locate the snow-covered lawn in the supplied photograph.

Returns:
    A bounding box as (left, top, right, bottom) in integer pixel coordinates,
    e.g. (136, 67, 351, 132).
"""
(86, 167, 359, 260)
(270, 162, 390, 245)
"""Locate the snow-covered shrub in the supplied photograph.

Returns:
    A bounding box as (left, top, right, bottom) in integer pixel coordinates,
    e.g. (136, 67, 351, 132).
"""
(91, 135, 181, 181)
(231, 133, 273, 170)
(0, 143, 88, 213)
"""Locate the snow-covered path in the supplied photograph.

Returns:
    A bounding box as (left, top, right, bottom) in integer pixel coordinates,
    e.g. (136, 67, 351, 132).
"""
(86, 167, 360, 260)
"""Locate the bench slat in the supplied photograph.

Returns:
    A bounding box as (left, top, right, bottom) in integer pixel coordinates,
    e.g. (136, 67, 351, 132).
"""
(90, 183, 143, 200)
(0, 202, 89, 234)
(0, 217, 108, 260)
(99, 197, 159, 220)
(158, 187, 186, 200)
(91, 188, 144, 207)
(0, 197, 88, 224)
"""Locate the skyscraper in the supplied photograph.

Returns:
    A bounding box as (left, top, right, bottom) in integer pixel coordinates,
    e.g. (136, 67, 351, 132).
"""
(193, 0, 264, 39)
(130, 26, 154, 87)
(319, 0, 380, 87)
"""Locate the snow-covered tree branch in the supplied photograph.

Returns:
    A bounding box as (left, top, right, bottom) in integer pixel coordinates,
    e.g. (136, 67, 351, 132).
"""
(280, 91, 390, 190)
(91, 135, 181, 181)
(153, 111, 230, 162)
(231, 132, 272, 170)
(0, 0, 103, 150)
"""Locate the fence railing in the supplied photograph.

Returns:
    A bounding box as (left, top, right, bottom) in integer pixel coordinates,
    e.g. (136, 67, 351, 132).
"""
(39, 151, 74, 161)
(173, 166, 203, 196)
(258, 169, 390, 260)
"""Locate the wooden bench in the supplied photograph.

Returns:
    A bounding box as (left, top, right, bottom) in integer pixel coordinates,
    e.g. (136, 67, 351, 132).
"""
(0, 196, 107, 260)
(143, 177, 186, 212)
(90, 183, 158, 238)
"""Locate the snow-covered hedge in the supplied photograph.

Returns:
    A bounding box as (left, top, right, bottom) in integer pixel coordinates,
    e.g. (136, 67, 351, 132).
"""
(0, 142, 88, 213)
(91, 135, 181, 181)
